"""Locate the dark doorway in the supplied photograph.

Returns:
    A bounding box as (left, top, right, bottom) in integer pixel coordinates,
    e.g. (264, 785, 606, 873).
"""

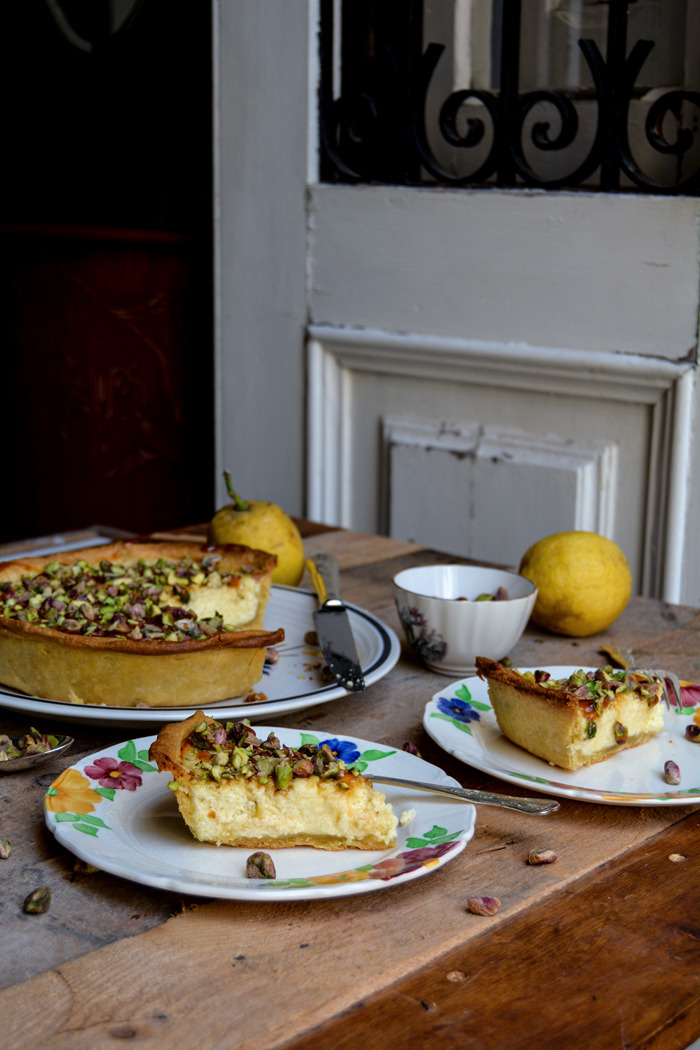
(0, 0, 214, 543)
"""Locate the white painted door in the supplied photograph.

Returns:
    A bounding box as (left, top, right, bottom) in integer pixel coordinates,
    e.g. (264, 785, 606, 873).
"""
(214, 1, 700, 605)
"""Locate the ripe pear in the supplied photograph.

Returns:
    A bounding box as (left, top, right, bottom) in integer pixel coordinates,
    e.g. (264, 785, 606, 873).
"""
(207, 472, 305, 587)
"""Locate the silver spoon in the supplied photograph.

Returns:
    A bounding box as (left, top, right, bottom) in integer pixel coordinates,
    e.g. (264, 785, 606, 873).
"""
(0, 734, 74, 773)
(366, 775, 560, 815)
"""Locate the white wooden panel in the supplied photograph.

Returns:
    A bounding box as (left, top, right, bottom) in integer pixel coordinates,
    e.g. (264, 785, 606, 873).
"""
(384, 418, 616, 568)
(307, 331, 692, 599)
(308, 185, 700, 359)
(470, 455, 584, 561)
(389, 444, 474, 556)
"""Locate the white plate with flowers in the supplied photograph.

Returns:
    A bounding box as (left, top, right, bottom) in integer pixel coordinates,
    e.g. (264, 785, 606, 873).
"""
(45, 726, 476, 901)
(423, 667, 700, 806)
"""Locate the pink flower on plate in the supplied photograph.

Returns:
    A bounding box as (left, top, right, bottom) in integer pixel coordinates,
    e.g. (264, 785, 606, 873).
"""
(680, 681, 700, 708)
(84, 756, 143, 791)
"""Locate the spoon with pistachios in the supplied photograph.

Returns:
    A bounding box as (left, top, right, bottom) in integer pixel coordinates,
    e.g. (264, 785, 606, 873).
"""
(0, 728, 74, 772)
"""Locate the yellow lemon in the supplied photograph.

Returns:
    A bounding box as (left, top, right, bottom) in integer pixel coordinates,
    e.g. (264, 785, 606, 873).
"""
(207, 472, 305, 587)
(518, 530, 632, 637)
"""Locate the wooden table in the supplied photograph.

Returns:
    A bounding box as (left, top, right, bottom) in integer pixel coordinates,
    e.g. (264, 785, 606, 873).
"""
(2, 526, 700, 1050)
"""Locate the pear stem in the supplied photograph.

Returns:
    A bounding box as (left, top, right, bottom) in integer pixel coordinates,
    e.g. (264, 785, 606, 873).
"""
(223, 471, 249, 512)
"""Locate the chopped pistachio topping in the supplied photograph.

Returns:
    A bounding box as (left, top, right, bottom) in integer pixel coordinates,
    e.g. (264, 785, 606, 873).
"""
(0, 553, 247, 643)
(517, 665, 661, 743)
(181, 719, 359, 787)
(521, 666, 661, 713)
(614, 721, 628, 745)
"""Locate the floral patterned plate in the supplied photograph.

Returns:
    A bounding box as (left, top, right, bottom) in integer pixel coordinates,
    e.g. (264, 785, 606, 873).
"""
(45, 727, 476, 900)
(424, 667, 700, 807)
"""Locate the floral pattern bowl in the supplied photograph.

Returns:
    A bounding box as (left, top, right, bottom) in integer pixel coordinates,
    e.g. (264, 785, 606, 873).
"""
(393, 564, 537, 676)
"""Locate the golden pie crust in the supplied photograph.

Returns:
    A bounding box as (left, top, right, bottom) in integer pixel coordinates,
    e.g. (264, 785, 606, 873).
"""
(0, 541, 284, 708)
(475, 656, 664, 770)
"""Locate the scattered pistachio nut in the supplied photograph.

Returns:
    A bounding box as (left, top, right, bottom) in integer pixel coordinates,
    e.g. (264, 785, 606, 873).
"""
(73, 859, 100, 874)
(246, 851, 277, 879)
(663, 760, 681, 785)
(527, 848, 558, 865)
(265, 647, 280, 665)
(668, 853, 686, 863)
(467, 895, 500, 916)
(23, 886, 51, 914)
(0, 838, 11, 859)
(446, 970, 467, 983)
(685, 724, 700, 743)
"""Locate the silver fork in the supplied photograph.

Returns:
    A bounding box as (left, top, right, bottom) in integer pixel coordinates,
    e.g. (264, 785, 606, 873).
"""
(365, 775, 560, 815)
(634, 669, 683, 713)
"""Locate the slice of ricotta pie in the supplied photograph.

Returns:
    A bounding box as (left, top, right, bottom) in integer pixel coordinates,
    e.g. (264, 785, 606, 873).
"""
(149, 711, 398, 850)
(475, 657, 665, 771)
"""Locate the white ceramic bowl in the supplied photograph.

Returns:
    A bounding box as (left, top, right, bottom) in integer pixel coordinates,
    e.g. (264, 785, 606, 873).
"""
(392, 564, 537, 676)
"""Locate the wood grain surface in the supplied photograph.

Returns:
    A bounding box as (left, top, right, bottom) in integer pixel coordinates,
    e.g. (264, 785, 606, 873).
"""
(1, 528, 699, 1049)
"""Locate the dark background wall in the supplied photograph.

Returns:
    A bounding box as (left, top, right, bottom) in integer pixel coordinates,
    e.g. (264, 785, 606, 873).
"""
(0, 0, 214, 543)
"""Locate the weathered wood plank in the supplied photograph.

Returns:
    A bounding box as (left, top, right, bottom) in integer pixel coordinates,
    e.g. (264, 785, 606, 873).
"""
(281, 811, 700, 1050)
(1, 528, 698, 1049)
(3, 801, 697, 1050)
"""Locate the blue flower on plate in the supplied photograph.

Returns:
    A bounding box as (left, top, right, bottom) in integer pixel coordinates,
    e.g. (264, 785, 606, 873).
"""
(437, 696, 481, 725)
(320, 737, 361, 764)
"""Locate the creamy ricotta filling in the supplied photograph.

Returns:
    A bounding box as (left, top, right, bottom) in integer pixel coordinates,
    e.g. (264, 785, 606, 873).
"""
(520, 666, 662, 742)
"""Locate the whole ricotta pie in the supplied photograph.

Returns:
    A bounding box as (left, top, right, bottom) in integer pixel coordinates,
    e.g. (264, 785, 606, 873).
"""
(0, 541, 284, 708)
(149, 710, 398, 850)
(475, 656, 665, 771)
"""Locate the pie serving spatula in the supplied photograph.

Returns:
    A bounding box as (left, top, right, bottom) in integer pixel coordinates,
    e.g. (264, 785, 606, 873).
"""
(306, 554, 366, 692)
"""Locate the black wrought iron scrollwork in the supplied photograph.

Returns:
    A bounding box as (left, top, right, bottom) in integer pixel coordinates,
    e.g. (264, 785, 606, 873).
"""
(323, 92, 384, 180)
(638, 89, 700, 192)
(411, 43, 503, 185)
(319, 0, 700, 195)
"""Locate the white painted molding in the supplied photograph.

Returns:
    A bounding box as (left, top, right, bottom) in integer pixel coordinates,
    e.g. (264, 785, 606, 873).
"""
(663, 367, 694, 603)
(380, 416, 618, 537)
(307, 326, 694, 600)
(308, 324, 688, 401)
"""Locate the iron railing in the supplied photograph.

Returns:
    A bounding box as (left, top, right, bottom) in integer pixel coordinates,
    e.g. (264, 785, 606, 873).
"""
(319, 0, 700, 194)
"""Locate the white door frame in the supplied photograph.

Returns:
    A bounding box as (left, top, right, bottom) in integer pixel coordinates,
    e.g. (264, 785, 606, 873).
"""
(212, 0, 314, 517)
(213, 0, 700, 606)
